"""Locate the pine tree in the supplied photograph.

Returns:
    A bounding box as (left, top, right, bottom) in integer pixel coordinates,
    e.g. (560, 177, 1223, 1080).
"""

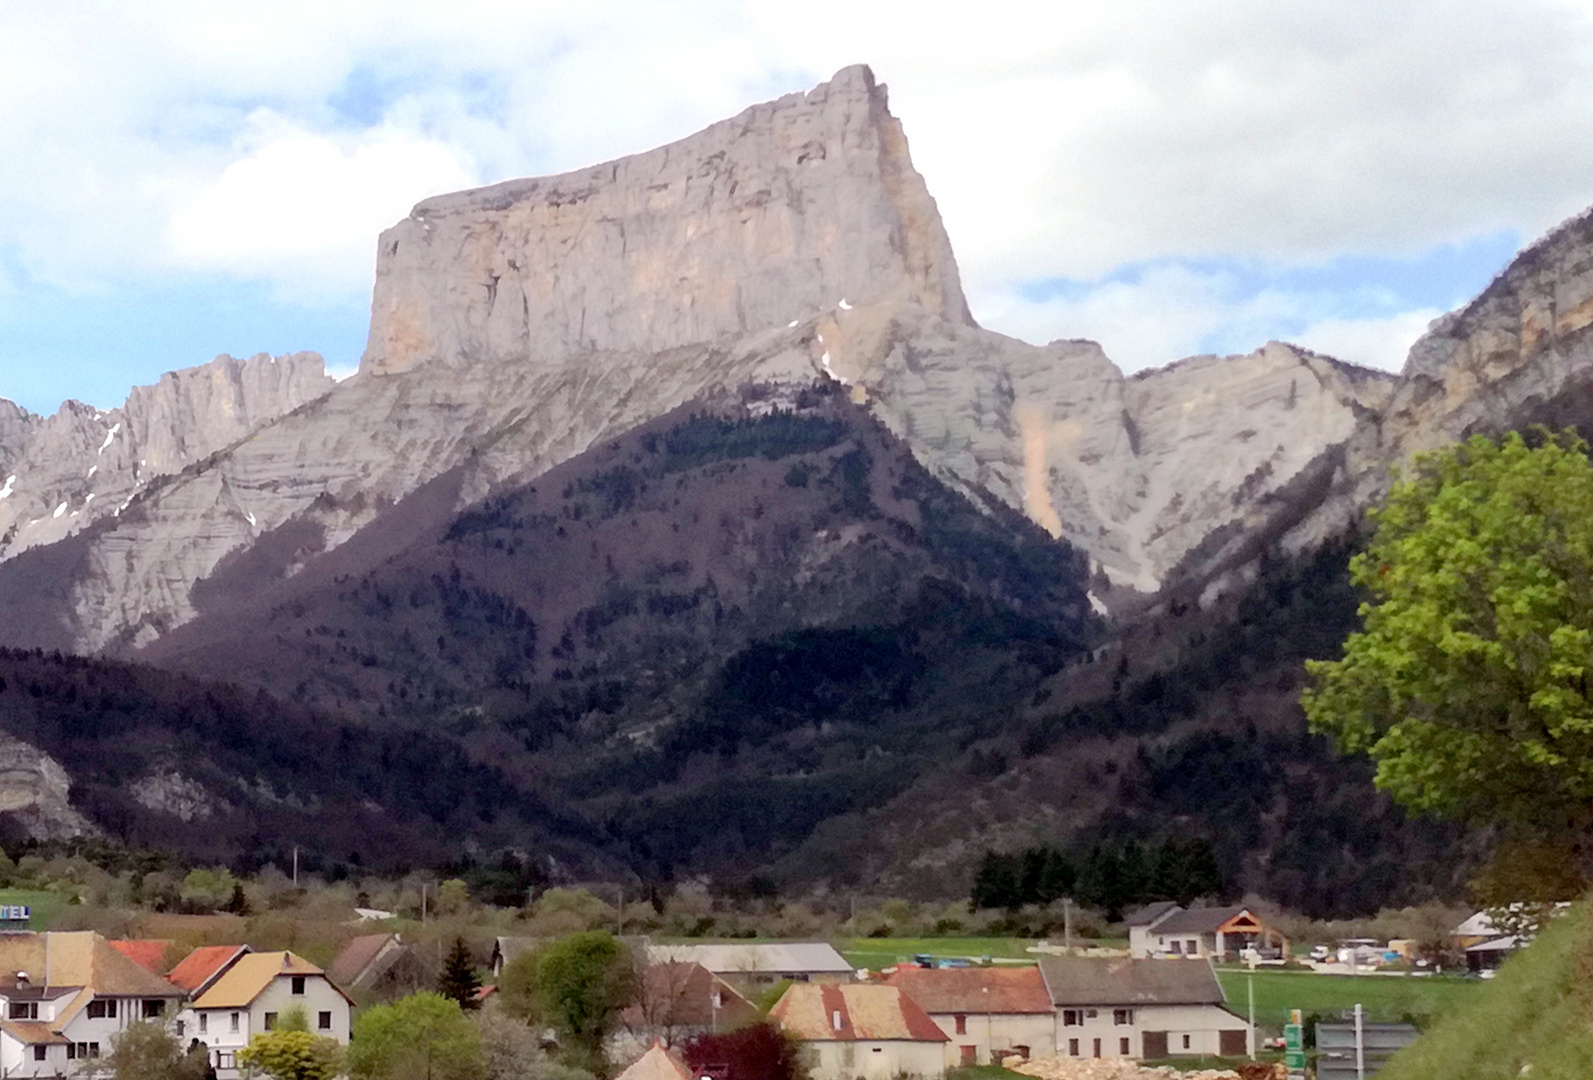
(437, 937, 482, 1011)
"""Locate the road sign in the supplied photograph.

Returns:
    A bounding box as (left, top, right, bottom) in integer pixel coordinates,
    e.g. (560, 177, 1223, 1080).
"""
(1284, 1022, 1306, 1069)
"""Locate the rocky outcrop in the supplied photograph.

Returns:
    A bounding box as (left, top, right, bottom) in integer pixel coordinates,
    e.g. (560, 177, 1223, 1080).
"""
(0, 352, 334, 564)
(0, 734, 94, 841)
(363, 63, 970, 376)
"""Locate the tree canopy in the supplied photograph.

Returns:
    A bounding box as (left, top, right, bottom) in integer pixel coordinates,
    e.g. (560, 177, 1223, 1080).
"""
(347, 992, 484, 1080)
(531, 931, 636, 1073)
(1304, 431, 1593, 872)
(85, 1022, 208, 1080)
(237, 1028, 343, 1080)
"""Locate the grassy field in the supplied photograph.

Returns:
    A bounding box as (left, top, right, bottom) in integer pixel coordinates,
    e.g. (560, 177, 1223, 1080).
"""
(837, 937, 1129, 970)
(0, 890, 69, 931)
(1215, 968, 1482, 1033)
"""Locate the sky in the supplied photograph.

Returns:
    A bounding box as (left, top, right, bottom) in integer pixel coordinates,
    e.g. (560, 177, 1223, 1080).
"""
(5, 1, 1593, 415)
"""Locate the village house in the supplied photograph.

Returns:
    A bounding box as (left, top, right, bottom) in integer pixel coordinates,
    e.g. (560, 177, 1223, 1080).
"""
(650, 943, 854, 990)
(176, 951, 353, 1078)
(612, 961, 759, 1060)
(328, 933, 430, 1000)
(884, 965, 1055, 1066)
(614, 1040, 695, 1080)
(1125, 905, 1288, 961)
(491, 936, 541, 980)
(770, 982, 949, 1080)
(166, 945, 252, 999)
(1037, 955, 1249, 1060)
(0, 931, 187, 1078)
(107, 940, 173, 976)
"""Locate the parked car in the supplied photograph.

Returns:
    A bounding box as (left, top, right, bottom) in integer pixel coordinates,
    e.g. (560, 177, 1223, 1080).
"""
(1309, 945, 1331, 961)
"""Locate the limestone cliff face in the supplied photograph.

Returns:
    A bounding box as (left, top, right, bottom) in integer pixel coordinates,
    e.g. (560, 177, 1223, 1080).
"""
(7, 64, 1593, 657)
(0, 65, 1411, 651)
(0, 734, 94, 841)
(0, 352, 334, 565)
(362, 64, 970, 376)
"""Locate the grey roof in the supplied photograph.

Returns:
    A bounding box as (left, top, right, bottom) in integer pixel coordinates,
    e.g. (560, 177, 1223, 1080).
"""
(1144, 906, 1249, 935)
(649, 942, 853, 975)
(1465, 936, 1523, 953)
(1037, 956, 1225, 1007)
(1123, 902, 1183, 928)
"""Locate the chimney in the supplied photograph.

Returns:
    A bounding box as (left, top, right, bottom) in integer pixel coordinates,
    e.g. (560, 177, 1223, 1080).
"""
(831, 1009, 842, 1032)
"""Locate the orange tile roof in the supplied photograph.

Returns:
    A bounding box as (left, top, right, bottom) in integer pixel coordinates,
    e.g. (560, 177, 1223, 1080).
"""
(108, 940, 173, 975)
(770, 983, 948, 1043)
(167, 945, 250, 993)
(191, 952, 351, 1009)
(615, 1042, 694, 1080)
(885, 966, 1054, 1015)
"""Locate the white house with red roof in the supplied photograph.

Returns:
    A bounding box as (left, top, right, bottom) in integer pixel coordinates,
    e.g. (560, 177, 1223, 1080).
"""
(885, 966, 1055, 1066)
(769, 983, 948, 1080)
(174, 951, 353, 1078)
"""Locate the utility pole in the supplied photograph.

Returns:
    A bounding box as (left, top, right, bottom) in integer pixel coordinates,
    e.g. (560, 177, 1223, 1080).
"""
(421, 884, 427, 923)
(616, 885, 624, 936)
(1063, 898, 1073, 952)
(292, 846, 299, 887)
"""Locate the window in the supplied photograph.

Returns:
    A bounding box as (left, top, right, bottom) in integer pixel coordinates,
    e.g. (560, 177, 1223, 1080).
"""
(87, 999, 117, 1019)
(1085, 1009, 1098, 1019)
(33, 1046, 46, 1061)
(1186, 939, 1198, 954)
(218, 1052, 236, 1071)
(142, 999, 164, 1018)
(1182, 1034, 1190, 1050)
(1113, 1009, 1134, 1026)
(1068, 1039, 1079, 1057)
(199, 1014, 208, 1035)
(230, 1012, 240, 1033)
(76, 1043, 99, 1059)
(1169, 940, 1182, 955)
(318, 1012, 332, 1031)
(1092, 1038, 1101, 1058)
(176, 1021, 185, 1039)
(264, 1012, 278, 1031)
(66, 1044, 75, 1060)
(291, 976, 306, 995)
(1119, 1038, 1129, 1055)
(954, 1014, 967, 1035)
(9, 1001, 36, 1019)
(1062, 1009, 1082, 1026)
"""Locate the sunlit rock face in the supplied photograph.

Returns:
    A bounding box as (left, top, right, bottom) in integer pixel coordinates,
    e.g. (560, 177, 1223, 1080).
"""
(362, 63, 972, 376)
(0, 352, 334, 565)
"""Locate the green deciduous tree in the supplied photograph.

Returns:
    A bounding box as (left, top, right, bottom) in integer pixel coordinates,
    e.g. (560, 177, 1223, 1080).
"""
(1304, 430, 1593, 888)
(236, 1028, 343, 1080)
(532, 931, 636, 1073)
(83, 1021, 208, 1080)
(347, 992, 485, 1080)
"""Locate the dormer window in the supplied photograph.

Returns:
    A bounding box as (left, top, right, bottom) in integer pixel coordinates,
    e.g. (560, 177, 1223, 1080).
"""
(87, 999, 117, 1019)
(8, 1002, 36, 1020)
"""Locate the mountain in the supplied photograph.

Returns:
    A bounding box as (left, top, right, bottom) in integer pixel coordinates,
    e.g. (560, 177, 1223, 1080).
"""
(2, 64, 1592, 907)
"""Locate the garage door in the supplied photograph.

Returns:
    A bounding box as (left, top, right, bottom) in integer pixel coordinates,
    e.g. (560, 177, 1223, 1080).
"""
(1142, 1031, 1168, 1058)
(1219, 1030, 1247, 1056)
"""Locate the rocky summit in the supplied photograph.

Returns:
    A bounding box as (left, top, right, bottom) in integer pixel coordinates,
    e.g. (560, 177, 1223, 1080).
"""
(2, 65, 1593, 897)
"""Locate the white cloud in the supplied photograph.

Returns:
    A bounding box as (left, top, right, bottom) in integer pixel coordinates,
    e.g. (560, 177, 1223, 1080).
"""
(1293, 309, 1445, 373)
(5, 0, 1593, 361)
(972, 266, 1442, 374)
(168, 112, 475, 300)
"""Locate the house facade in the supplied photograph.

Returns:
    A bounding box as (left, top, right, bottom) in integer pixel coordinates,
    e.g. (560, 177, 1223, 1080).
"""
(0, 931, 187, 1077)
(1037, 956, 1250, 1060)
(885, 966, 1055, 1066)
(1125, 905, 1287, 961)
(770, 983, 948, 1080)
(177, 951, 353, 1078)
(328, 933, 430, 1000)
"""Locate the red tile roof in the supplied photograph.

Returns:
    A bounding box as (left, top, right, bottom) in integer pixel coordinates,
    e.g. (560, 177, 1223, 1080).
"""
(770, 983, 949, 1043)
(108, 940, 173, 975)
(167, 944, 250, 993)
(885, 966, 1054, 1015)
